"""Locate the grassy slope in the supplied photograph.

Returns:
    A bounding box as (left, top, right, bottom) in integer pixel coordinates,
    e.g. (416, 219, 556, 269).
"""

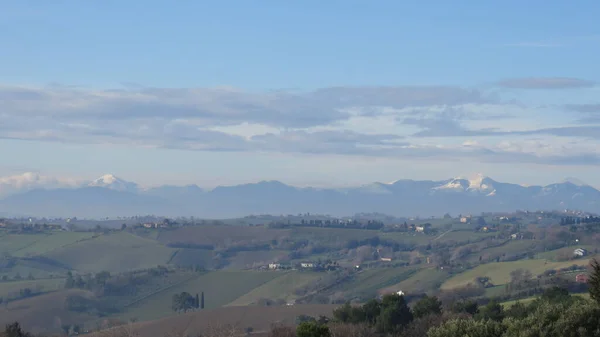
(441, 258, 593, 289)
(380, 267, 449, 294)
(169, 249, 214, 268)
(432, 230, 496, 243)
(331, 266, 419, 299)
(12, 232, 97, 258)
(45, 232, 176, 273)
(0, 289, 97, 334)
(227, 271, 323, 305)
(119, 271, 282, 321)
(0, 278, 65, 299)
(536, 245, 596, 261)
(465, 240, 537, 263)
(0, 234, 41, 256)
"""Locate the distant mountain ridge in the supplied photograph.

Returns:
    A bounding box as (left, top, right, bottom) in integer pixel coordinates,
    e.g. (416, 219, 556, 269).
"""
(0, 173, 599, 218)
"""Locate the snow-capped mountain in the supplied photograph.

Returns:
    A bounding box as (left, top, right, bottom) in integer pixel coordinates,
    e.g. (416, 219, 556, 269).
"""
(88, 174, 139, 193)
(0, 173, 599, 218)
(432, 174, 496, 195)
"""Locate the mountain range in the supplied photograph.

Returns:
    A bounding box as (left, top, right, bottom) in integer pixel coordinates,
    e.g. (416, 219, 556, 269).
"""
(0, 174, 599, 219)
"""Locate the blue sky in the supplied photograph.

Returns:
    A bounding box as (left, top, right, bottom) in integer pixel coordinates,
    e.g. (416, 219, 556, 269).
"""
(1, 1, 600, 192)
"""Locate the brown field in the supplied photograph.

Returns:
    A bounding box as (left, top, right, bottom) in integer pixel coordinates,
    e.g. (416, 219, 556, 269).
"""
(93, 305, 338, 337)
(157, 225, 291, 246)
(0, 289, 97, 334)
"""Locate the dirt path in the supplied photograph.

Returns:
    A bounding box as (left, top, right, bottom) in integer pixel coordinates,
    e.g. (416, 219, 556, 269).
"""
(433, 229, 453, 241)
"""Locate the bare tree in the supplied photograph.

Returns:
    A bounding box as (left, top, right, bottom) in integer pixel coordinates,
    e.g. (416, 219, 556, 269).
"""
(267, 324, 295, 337)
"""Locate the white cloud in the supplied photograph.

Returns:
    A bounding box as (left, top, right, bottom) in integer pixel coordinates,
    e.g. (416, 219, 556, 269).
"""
(2, 83, 600, 167)
(0, 172, 83, 197)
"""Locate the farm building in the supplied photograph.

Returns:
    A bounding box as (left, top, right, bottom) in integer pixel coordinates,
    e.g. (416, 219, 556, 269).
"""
(574, 248, 587, 257)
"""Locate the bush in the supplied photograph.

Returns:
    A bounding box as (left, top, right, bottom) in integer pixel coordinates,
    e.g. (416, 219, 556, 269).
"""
(296, 321, 331, 337)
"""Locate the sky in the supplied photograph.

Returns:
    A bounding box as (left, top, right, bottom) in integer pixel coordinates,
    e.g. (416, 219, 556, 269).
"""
(1, 1, 600, 192)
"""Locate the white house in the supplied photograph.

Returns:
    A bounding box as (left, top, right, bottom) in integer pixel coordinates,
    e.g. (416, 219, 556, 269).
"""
(415, 226, 425, 233)
(268, 263, 281, 270)
(574, 248, 587, 257)
(396, 290, 405, 296)
(300, 262, 315, 268)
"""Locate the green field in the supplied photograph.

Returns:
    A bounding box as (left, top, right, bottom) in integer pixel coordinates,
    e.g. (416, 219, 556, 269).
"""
(227, 271, 323, 305)
(119, 270, 282, 321)
(45, 232, 176, 273)
(433, 230, 496, 243)
(0, 234, 42, 256)
(331, 266, 418, 299)
(12, 232, 97, 258)
(381, 267, 448, 294)
(169, 249, 215, 268)
(536, 245, 596, 261)
(441, 258, 593, 289)
(0, 278, 65, 299)
(465, 240, 537, 263)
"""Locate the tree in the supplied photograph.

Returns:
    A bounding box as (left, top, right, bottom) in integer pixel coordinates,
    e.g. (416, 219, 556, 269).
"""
(540, 286, 571, 304)
(502, 300, 600, 337)
(413, 295, 442, 318)
(201, 291, 205, 309)
(195, 293, 200, 309)
(296, 321, 331, 337)
(449, 300, 479, 316)
(65, 271, 75, 289)
(362, 299, 381, 325)
(428, 318, 504, 337)
(474, 300, 504, 322)
(375, 294, 413, 334)
(504, 301, 533, 319)
(4, 322, 32, 337)
(171, 292, 195, 313)
(589, 258, 600, 305)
